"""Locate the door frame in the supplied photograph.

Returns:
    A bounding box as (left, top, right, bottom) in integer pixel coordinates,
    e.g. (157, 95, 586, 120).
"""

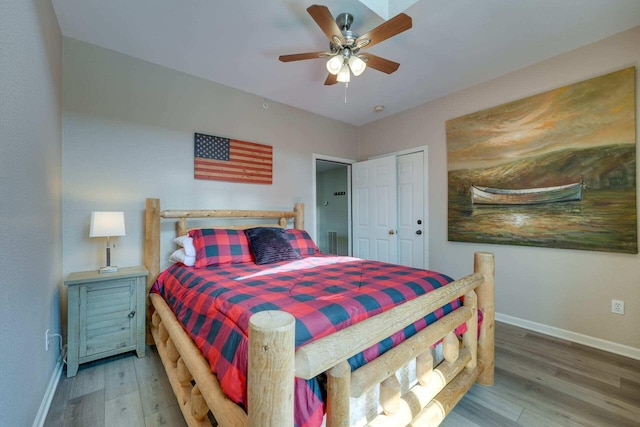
(312, 154, 356, 256)
(367, 145, 429, 269)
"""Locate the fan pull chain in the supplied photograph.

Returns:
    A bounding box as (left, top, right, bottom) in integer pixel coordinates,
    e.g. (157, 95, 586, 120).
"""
(344, 82, 348, 104)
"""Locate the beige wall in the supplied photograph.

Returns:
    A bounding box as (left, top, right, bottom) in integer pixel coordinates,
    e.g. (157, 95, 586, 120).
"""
(359, 26, 640, 351)
(62, 39, 360, 276)
(0, 0, 63, 425)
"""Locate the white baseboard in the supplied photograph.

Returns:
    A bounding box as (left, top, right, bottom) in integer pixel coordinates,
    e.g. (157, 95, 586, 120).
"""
(496, 312, 640, 361)
(32, 352, 65, 427)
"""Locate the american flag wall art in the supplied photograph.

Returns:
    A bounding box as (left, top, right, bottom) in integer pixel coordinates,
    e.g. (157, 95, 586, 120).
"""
(194, 133, 273, 184)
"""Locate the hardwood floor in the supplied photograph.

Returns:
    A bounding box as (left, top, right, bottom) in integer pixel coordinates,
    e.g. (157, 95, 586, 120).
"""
(44, 345, 188, 427)
(44, 322, 640, 426)
(444, 323, 640, 427)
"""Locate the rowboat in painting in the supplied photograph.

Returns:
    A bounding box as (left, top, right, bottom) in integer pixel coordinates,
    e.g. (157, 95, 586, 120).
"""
(471, 181, 583, 205)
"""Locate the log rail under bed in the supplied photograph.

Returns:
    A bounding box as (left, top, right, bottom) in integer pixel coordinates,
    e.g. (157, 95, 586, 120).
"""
(144, 198, 495, 427)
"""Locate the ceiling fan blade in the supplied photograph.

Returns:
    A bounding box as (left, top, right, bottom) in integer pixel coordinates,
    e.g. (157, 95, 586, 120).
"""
(307, 5, 346, 46)
(357, 13, 412, 49)
(279, 52, 327, 62)
(362, 53, 400, 74)
(324, 73, 338, 85)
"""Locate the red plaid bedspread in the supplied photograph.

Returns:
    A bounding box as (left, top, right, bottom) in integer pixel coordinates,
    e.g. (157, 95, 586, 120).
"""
(151, 255, 464, 427)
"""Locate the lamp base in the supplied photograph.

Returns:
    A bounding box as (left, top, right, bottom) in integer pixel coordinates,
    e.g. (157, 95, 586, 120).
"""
(99, 265, 118, 274)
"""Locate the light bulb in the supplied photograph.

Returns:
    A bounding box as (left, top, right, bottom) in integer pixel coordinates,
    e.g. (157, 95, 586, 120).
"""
(326, 56, 343, 75)
(337, 63, 351, 82)
(349, 55, 366, 76)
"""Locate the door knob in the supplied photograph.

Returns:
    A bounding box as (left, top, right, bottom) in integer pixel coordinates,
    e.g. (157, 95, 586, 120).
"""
(388, 230, 395, 235)
(128, 311, 136, 318)
(416, 230, 422, 235)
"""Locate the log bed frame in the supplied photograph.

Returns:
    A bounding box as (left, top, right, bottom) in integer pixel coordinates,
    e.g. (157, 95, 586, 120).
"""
(144, 198, 495, 427)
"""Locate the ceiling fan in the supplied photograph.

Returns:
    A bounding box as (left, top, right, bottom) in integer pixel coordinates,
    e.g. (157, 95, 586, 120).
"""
(279, 5, 412, 85)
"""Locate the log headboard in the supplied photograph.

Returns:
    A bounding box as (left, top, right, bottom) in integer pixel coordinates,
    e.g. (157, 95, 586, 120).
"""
(143, 198, 304, 343)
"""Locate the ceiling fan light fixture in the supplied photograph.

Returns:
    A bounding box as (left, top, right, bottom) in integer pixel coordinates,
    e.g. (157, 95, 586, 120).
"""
(326, 55, 343, 75)
(279, 6, 412, 87)
(337, 63, 351, 82)
(349, 55, 366, 76)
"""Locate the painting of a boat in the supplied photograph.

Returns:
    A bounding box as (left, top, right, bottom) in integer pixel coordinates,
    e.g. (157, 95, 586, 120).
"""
(446, 68, 636, 252)
(471, 181, 583, 205)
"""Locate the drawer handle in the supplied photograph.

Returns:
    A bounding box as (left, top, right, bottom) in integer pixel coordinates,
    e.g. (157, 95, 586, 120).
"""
(128, 311, 136, 318)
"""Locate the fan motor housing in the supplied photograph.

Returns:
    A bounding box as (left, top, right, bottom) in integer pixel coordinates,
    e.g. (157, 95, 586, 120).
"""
(331, 13, 359, 51)
(336, 13, 353, 31)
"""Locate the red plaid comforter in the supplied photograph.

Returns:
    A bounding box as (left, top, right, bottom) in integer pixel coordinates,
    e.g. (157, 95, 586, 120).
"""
(151, 254, 463, 427)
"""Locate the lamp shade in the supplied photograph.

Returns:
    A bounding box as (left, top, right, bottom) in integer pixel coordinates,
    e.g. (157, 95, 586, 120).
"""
(90, 211, 126, 237)
(326, 55, 343, 75)
(349, 55, 367, 76)
(337, 63, 351, 83)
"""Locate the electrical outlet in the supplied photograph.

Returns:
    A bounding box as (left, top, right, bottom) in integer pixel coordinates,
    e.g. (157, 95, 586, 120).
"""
(45, 329, 50, 351)
(612, 299, 624, 315)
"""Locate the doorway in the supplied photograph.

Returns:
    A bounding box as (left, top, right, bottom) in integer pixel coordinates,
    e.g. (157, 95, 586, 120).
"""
(314, 158, 352, 255)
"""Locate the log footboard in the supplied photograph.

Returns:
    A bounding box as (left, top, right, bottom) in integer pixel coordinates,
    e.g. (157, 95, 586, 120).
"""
(150, 293, 248, 427)
(249, 252, 494, 427)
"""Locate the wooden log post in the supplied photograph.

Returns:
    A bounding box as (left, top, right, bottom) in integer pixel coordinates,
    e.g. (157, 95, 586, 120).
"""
(416, 351, 434, 387)
(166, 338, 180, 366)
(145, 198, 161, 345)
(474, 252, 495, 386)
(178, 218, 188, 237)
(191, 385, 209, 421)
(462, 290, 478, 370)
(248, 311, 296, 427)
(294, 203, 304, 230)
(442, 333, 459, 363)
(380, 375, 401, 415)
(177, 358, 192, 386)
(326, 360, 351, 427)
(158, 322, 169, 343)
(152, 311, 161, 328)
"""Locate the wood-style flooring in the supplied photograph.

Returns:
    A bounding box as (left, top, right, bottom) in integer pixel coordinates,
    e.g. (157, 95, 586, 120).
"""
(44, 322, 640, 426)
(44, 344, 188, 427)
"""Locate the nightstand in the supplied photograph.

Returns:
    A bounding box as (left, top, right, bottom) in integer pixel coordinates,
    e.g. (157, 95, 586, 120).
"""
(65, 266, 148, 377)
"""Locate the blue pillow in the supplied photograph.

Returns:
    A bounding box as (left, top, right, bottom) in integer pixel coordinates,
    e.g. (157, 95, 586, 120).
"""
(244, 227, 302, 265)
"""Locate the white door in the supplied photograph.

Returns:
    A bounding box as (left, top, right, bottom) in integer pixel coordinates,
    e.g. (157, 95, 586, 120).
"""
(397, 152, 425, 269)
(352, 156, 398, 263)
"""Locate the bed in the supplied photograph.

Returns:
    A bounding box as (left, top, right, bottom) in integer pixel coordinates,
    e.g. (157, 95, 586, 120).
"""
(144, 198, 495, 427)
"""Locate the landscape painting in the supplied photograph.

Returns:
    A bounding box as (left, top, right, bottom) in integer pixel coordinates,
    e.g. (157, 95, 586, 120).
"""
(447, 67, 637, 254)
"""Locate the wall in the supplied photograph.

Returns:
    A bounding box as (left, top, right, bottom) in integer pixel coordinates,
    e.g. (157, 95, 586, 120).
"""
(0, 0, 63, 425)
(359, 26, 640, 352)
(62, 39, 360, 276)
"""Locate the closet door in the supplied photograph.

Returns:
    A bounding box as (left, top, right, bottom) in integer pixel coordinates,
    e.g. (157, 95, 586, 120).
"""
(397, 151, 425, 269)
(352, 155, 398, 263)
(352, 149, 427, 268)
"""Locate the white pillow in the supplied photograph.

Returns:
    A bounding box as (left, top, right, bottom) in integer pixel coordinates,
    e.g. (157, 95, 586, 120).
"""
(174, 235, 196, 257)
(169, 248, 195, 266)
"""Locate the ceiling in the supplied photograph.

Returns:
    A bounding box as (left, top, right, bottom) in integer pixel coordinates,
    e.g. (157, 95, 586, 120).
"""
(51, 0, 640, 126)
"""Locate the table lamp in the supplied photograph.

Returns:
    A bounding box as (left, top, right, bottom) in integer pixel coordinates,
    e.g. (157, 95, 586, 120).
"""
(90, 211, 126, 273)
